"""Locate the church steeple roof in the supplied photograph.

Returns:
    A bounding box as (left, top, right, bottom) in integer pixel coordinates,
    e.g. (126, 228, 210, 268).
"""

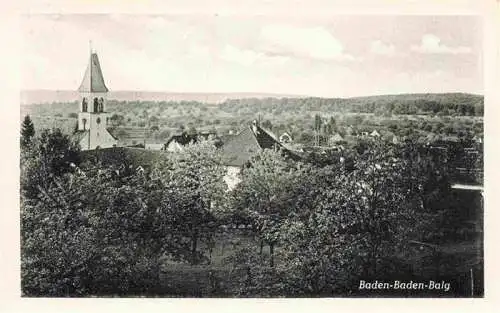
(78, 52, 109, 93)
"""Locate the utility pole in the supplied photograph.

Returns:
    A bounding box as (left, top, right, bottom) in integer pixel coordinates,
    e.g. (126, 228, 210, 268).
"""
(470, 268, 474, 297)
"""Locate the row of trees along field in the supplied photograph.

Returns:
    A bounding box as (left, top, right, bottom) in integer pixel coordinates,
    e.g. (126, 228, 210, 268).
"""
(21, 116, 480, 296)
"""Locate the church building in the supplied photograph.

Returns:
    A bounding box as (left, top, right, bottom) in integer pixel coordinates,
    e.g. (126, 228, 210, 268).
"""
(74, 50, 117, 150)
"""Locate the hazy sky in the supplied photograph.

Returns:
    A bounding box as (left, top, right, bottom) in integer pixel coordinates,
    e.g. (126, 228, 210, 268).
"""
(21, 14, 483, 97)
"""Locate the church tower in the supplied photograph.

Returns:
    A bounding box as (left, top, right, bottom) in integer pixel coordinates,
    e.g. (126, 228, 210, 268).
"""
(76, 48, 117, 150)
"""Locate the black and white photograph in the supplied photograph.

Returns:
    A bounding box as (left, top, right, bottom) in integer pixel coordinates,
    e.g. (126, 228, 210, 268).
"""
(7, 0, 497, 305)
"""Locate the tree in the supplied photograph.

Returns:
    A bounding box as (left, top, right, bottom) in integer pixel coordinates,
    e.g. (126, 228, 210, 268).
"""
(314, 114, 322, 133)
(149, 116, 159, 126)
(21, 115, 35, 149)
(152, 141, 226, 264)
(187, 126, 197, 136)
(261, 119, 273, 130)
(329, 116, 336, 128)
(228, 149, 301, 267)
(299, 132, 314, 144)
(21, 128, 81, 199)
(475, 102, 484, 116)
(157, 129, 171, 140)
(275, 141, 433, 295)
(109, 114, 125, 126)
(21, 165, 192, 296)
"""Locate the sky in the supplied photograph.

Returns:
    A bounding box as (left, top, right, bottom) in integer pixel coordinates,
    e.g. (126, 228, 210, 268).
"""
(20, 14, 483, 97)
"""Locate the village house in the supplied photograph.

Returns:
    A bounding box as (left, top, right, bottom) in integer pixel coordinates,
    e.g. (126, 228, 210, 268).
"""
(345, 126, 354, 136)
(328, 133, 344, 146)
(107, 127, 147, 147)
(279, 132, 293, 144)
(145, 142, 165, 150)
(221, 120, 302, 190)
(370, 130, 381, 138)
(165, 131, 222, 152)
(473, 135, 483, 144)
(391, 134, 400, 145)
(165, 133, 197, 152)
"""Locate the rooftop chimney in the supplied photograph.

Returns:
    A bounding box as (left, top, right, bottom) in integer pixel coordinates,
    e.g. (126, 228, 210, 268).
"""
(251, 119, 259, 135)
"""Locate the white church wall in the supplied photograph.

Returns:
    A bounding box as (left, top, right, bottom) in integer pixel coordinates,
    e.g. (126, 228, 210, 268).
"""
(89, 129, 117, 150)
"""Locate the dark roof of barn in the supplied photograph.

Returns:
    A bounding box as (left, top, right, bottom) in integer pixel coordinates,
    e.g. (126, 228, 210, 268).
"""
(166, 132, 223, 148)
(166, 133, 198, 146)
(78, 53, 109, 93)
(107, 127, 146, 140)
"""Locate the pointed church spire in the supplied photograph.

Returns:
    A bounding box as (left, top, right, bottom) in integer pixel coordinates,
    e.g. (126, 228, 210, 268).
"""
(78, 47, 109, 93)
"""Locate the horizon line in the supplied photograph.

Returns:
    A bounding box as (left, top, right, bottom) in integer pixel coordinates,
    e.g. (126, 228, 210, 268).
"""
(20, 89, 484, 99)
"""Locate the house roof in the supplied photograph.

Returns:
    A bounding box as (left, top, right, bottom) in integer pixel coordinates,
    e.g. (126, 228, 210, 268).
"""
(166, 132, 223, 148)
(279, 132, 292, 139)
(108, 127, 146, 140)
(329, 133, 344, 142)
(78, 52, 109, 93)
(441, 135, 460, 143)
(221, 127, 261, 166)
(166, 133, 197, 146)
(221, 123, 302, 167)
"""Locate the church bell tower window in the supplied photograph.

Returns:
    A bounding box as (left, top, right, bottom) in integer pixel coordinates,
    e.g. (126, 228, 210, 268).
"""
(93, 98, 99, 112)
(82, 118, 87, 130)
(98, 97, 104, 112)
(82, 98, 88, 112)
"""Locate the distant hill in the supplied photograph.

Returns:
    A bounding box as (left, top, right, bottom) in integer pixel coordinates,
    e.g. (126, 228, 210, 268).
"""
(20, 89, 306, 105)
(220, 92, 484, 117)
(344, 92, 483, 104)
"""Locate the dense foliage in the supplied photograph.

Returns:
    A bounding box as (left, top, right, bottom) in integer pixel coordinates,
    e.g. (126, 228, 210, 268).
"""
(21, 131, 226, 296)
(20, 115, 35, 149)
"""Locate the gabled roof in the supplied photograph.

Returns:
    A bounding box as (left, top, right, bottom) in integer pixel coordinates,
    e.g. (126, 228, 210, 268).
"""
(221, 124, 302, 167)
(222, 126, 271, 167)
(78, 52, 109, 93)
(329, 133, 344, 142)
(165, 132, 223, 148)
(166, 133, 198, 146)
(107, 127, 146, 140)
